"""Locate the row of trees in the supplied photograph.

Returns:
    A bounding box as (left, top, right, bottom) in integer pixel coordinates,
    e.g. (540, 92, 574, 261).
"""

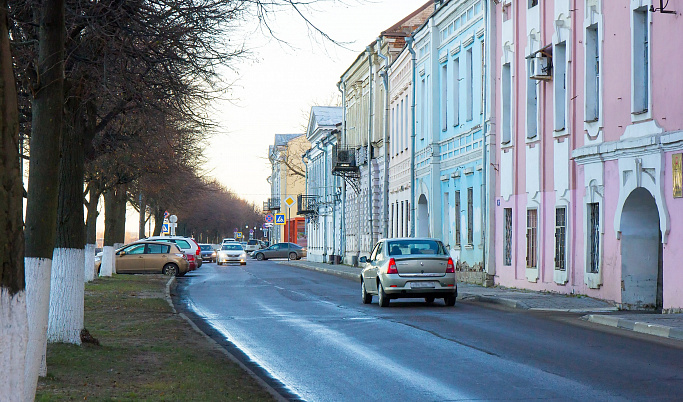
(0, 0, 338, 398)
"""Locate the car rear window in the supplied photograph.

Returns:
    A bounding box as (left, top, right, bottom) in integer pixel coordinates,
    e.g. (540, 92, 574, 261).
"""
(174, 240, 191, 249)
(387, 240, 447, 256)
(147, 244, 170, 254)
(248, 240, 258, 245)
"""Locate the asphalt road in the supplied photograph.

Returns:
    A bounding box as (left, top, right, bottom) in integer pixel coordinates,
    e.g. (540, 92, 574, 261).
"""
(176, 260, 683, 401)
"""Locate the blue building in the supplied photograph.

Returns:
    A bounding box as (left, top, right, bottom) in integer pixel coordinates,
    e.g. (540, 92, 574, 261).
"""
(411, 0, 487, 276)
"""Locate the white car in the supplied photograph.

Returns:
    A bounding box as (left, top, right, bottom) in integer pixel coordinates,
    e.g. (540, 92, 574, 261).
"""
(221, 238, 238, 245)
(217, 243, 247, 265)
(245, 239, 260, 252)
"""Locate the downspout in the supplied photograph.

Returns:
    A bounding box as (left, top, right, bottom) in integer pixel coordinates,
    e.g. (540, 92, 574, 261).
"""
(406, 36, 417, 238)
(483, 0, 497, 285)
(377, 37, 390, 239)
(336, 81, 346, 260)
(366, 46, 375, 248)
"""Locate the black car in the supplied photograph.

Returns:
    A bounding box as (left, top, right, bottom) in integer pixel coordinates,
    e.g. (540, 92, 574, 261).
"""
(199, 244, 216, 262)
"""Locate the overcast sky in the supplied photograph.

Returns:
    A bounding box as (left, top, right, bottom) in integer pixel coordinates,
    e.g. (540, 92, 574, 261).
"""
(204, 0, 429, 206)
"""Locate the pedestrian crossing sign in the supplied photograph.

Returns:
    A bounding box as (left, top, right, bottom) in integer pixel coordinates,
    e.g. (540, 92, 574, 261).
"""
(274, 214, 286, 225)
(162, 223, 169, 235)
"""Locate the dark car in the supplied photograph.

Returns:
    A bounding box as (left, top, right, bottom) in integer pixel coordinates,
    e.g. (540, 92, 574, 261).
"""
(199, 244, 216, 262)
(251, 242, 306, 261)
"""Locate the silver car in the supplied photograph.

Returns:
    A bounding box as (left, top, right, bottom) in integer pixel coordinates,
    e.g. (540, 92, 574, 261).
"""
(217, 243, 247, 265)
(360, 238, 457, 307)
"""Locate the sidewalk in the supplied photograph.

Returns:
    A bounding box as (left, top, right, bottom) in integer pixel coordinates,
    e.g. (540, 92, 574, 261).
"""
(280, 259, 683, 342)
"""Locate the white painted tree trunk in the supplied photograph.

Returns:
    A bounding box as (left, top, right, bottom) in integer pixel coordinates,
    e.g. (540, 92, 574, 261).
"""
(23, 257, 51, 400)
(47, 248, 84, 344)
(112, 243, 123, 274)
(0, 289, 28, 401)
(84, 244, 95, 282)
(100, 246, 114, 277)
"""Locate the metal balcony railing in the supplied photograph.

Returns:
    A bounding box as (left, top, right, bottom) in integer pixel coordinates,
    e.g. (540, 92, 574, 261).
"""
(263, 197, 280, 211)
(297, 194, 318, 216)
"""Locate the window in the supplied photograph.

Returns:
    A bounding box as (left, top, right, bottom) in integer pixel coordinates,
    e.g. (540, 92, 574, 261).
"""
(588, 203, 600, 273)
(467, 187, 474, 244)
(420, 78, 426, 140)
(526, 209, 537, 268)
(147, 244, 170, 254)
(454, 190, 461, 246)
(527, 59, 538, 138)
(554, 42, 567, 131)
(453, 57, 460, 126)
(504, 208, 512, 266)
(370, 242, 381, 261)
(400, 201, 404, 237)
(122, 244, 146, 255)
(399, 99, 404, 153)
(481, 40, 485, 115)
(585, 24, 600, 122)
(502, 63, 512, 144)
(466, 48, 473, 121)
(632, 7, 649, 114)
(390, 203, 394, 238)
(441, 64, 448, 131)
(555, 207, 566, 271)
(406, 201, 410, 236)
(443, 192, 450, 244)
(529, 0, 538, 8)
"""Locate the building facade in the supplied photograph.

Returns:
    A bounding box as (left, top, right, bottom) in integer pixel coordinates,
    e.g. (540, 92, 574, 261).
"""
(494, 0, 683, 311)
(301, 107, 343, 263)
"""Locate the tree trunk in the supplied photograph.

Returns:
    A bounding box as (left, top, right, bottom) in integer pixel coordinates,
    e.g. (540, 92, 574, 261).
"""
(0, 0, 28, 396)
(138, 192, 146, 239)
(48, 97, 85, 344)
(101, 185, 127, 276)
(153, 207, 165, 236)
(85, 181, 101, 246)
(23, 0, 65, 398)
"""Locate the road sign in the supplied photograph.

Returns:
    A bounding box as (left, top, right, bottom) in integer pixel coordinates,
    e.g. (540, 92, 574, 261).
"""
(235, 232, 243, 239)
(249, 229, 254, 234)
(265, 213, 274, 223)
(162, 223, 169, 235)
(284, 196, 295, 207)
(274, 214, 286, 225)
(264, 223, 274, 227)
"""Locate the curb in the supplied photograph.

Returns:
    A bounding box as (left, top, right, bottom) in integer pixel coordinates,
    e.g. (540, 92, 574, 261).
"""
(583, 314, 683, 341)
(462, 294, 530, 310)
(164, 277, 288, 402)
(280, 260, 360, 281)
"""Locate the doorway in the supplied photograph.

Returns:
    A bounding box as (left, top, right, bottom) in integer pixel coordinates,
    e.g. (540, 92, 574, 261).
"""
(417, 194, 429, 237)
(620, 188, 663, 310)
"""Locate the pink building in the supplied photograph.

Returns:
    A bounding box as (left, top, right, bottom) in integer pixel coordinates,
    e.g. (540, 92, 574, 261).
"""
(493, 0, 683, 312)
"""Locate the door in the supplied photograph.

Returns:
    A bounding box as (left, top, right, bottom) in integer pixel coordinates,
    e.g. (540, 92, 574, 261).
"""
(274, 243, 288, 258)
(116, 243, 147, 273)
(364, 242, 382, 293)
(145, 243, 170, 273)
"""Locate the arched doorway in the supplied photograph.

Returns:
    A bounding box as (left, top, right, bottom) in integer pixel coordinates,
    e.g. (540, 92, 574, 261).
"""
(417, 194, 429, 237)
(620, 187, 663, 310)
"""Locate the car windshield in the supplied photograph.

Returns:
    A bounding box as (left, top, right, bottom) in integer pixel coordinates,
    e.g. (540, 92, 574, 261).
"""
(387, 240, 447, 256)
(200, 245, 212, 251)
(221, 244, 243, 251)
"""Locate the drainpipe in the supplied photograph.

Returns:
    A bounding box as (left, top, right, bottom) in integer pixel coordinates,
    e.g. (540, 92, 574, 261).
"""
(406, 36, 417, 238)
(377, 37, 390, 239)
(336, 81, 346, 260)
(482, 0, 497, 285)
(366, 46, 375, 248)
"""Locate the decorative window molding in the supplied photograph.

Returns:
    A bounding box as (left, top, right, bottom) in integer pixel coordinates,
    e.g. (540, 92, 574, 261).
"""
(631, 1, 653, 123)
(583, 161, 604, 289)
(583, 0, 603, 142)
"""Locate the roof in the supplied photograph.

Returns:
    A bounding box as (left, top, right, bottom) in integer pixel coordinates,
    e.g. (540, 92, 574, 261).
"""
(310, 106, 343, 127)
(381, 1, 433, 37)
(274, 134, 303, 147)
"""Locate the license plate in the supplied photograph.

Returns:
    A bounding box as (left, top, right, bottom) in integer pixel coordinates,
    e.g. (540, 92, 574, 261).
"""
(410, 281, 436, 288)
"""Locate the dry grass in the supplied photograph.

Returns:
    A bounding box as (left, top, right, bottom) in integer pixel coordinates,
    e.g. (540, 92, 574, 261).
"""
(36, 274, 274, 401)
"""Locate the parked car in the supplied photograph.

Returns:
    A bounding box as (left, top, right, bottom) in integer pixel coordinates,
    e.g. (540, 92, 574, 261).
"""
(95, 241, 189, 276)
(359, 238, 457, 307)
(199, 244, 216, 262)
(221, 238, 238, 245)
(217, 243, 247, 265)
(135, 236, 201, 270)
(251, 242, 306, 261)
(245, 239, 260, 252)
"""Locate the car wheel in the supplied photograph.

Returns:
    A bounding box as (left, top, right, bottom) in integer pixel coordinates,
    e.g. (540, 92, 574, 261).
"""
(378, 281, 390, 307)
(361, 281, 372, 304)
(256, 253, 264, 261)
(444, 295, 456, 306)
(289, 252, 297, 260)
(163, 263, 178, 277)
(425, 297, 435, 304)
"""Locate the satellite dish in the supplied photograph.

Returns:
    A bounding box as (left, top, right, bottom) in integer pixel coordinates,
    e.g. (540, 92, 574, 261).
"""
(169, 214, 178, 223)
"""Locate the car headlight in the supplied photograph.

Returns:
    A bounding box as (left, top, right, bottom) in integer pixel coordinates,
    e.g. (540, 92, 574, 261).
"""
(240, 252, 247, 258)
(211, 251, 216, 256)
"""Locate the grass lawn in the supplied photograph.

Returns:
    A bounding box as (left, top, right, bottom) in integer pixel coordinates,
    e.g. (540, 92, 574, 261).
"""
(36, 274, 274, 401)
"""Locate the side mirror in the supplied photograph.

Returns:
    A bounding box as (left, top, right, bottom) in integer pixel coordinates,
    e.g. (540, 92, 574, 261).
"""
(359, 256, 367, 264)
(119, 251, 126, 256)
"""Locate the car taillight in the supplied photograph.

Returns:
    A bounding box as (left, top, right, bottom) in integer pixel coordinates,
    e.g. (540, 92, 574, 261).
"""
(187, 254, 195, 261)
(387, 258, 398, 274)
(191, 239, 200, 255)
(446, 258, 455, 273)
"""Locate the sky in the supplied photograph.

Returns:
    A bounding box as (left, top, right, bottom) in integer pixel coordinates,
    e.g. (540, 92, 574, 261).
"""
(203, 0, 430, 206)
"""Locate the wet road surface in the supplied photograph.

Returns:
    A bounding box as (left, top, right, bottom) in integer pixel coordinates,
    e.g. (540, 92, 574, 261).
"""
(176, 260, 683, 401)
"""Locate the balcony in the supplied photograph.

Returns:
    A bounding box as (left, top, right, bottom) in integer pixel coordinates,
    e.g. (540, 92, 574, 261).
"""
(297, 194, 318, 216)
(263, 197, 280, 212)
(331, 146, 359, 175)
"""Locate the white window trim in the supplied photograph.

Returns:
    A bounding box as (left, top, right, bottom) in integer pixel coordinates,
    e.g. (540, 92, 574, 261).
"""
(630, 1, 653, 123)
(552, 39, 570, 137)
(583, 0, 604, 143)
(583, 161, 604, 289)
(525, 207, 539, 283)
(500, 52, 514, 149)
(553, 202, 570, 285)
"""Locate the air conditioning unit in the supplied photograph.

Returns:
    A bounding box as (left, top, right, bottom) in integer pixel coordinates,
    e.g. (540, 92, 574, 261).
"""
(530, 54, 552, 80)
(336, 150, 356, 166)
